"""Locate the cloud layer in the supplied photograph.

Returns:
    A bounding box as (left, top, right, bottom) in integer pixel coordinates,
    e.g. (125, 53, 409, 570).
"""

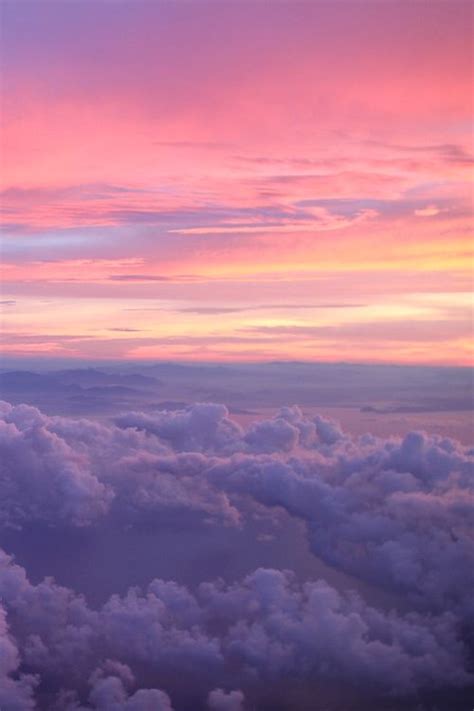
(0, 400, 473, 708)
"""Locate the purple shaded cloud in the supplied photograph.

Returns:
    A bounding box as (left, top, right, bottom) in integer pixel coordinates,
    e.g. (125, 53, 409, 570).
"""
(0, 399, 473, 708)
(0, 402, 113, 528)
(207, 689, 245, 711)
(0, 549, 471, 708)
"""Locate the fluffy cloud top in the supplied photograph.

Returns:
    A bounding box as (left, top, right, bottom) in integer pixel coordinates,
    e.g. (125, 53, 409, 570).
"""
(0, 400, 473, 709)
(0, 402, 113, 527)
(0, 550, 471, 709)
(207, 688, 245, 711)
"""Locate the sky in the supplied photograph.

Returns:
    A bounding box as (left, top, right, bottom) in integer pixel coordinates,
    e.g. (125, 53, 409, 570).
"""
(0, 5, 473, 708)
(0, 0, 473, 365)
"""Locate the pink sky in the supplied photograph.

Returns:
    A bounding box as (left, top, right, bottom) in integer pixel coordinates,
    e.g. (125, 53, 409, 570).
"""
(0, 1, 472, 364)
